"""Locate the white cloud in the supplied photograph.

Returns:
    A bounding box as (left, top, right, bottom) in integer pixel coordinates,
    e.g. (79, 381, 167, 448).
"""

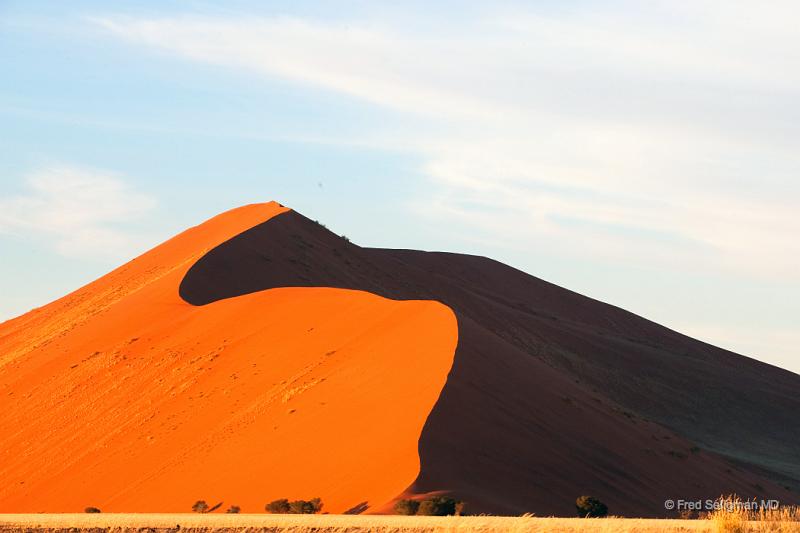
(91, 15, 501, 120)
(0, 166, 156, 259)
(92, 4, 800, 282)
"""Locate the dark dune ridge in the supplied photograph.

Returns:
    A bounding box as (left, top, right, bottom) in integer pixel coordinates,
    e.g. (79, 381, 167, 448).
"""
(180, 208, 799, 517)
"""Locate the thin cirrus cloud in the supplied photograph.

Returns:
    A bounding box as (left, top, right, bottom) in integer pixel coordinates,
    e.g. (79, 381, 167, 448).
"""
(0, 166, 156, 260)
(92, 3, 800, 281)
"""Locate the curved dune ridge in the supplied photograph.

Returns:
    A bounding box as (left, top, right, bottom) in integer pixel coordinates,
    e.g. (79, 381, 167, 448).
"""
(0, 202, 457, 513)
(178, 207, 800, 516)
(1, 201, 799, 517)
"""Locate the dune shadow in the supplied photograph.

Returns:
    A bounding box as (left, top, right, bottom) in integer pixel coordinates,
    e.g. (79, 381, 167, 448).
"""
(343, 501, 369, 515)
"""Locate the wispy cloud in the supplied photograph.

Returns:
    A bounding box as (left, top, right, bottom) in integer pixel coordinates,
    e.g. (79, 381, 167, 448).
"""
(0, 166, 157, 259)
(91, 2, 800, 281)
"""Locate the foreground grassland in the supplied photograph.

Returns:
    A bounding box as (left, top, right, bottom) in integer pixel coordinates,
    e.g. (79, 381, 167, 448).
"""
(1, 513, 798, 533)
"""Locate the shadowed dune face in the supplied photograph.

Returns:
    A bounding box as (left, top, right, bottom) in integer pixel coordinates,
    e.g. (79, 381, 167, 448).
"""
(0, 203, 457, 513)
(180, 209, 800, 517)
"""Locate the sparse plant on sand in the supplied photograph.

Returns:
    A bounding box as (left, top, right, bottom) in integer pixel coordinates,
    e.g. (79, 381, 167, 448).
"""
(191, 500, 209, 513)
(416, 497, 458, 516)
(83, 506, 101, 513)
(226, 505, 240, 514)
(576, 495, 608, 518)
(394, 497, 462, 516)
(288, 497, 323, 514)
(394, 499, 420, 515)
(266, 499, 290, 514)
(266, 497, 323, 514)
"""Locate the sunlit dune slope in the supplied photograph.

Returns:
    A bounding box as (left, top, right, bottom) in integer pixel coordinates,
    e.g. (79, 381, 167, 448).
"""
(0, 202, 457, 513)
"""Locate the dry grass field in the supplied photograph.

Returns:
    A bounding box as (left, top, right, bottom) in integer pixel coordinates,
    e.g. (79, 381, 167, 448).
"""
(0, 514, 707, 533)
(1, 507, 798, 533)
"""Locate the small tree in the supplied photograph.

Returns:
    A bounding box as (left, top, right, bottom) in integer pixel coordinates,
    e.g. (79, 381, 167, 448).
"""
(265, 498, 290, 514)
(454, 501, 466, 516)
(84, 507, 101, 513)
(394, 499, 420, 515)
(288, 498, 323, 514)
(226, 505, 241, 514)
(417, 497, 457, 516)
(576, 495, 608, 518)
(192, 500, 209, 513)
(309, 497, 323, 514)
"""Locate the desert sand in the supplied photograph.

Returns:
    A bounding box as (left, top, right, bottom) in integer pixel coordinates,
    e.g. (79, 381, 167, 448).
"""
(1, 202, 798, 517)
(0, 202, 456, 513)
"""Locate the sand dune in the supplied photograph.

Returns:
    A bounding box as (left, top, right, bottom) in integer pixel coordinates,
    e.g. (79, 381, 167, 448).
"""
(1, 202, 798, 516)
(179, 207, 800, 516)
(0, 202, 456, 513)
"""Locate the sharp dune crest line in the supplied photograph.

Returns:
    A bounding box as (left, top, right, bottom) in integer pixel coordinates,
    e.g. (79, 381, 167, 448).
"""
(0, 203, 458, 513)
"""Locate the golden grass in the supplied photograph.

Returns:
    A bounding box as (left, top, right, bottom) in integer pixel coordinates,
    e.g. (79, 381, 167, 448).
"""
(0, 513, 712, 533)
(0, 501, 797, 533)
(707, 496, 800, 533)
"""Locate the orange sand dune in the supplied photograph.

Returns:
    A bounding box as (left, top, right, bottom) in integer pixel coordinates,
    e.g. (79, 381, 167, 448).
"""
(3, 201, 799, 518)
(0, 203, 457, 513)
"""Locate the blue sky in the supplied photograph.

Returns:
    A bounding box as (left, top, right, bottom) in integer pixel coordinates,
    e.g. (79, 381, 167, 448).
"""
(1, 1, 798, 373)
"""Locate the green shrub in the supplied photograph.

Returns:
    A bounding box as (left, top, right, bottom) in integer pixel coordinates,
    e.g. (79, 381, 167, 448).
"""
(394, 499, 420, 515)
(192, 500, 209, 513)
(416, 497, 457, 516)
(265, 499, 290, 514)
(84, 507, 101, 513)
(576, 495, 608, 518)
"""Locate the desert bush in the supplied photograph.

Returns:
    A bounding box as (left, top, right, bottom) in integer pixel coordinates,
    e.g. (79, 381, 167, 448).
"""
(226, 505, 240, 514)
(191, 500, 209, 513)
(308, 497, 323, 513)
(417, 497, 458, 516)
(394, 499, 420, 515)
(266, 499, 290, 514)
(266, 497, 323, 514)
(84, 507, 101, 513)
(288, 497, 324, 514)
(576, 495, 608, 518)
